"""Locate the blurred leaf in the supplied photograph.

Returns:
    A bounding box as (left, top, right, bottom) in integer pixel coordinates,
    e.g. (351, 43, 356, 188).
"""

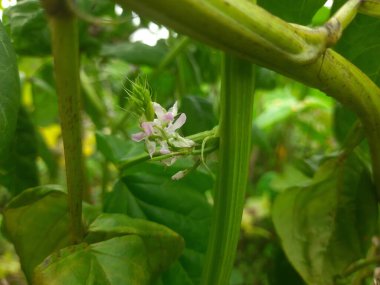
(149, 71, 176, 103)
(190, 43, 220, 84)
(101, 41, 168, 67)
(180, 96, 217, 136)
(273, 154, 378, 285)
(96, 132, 144, 164)
(268, 246, 306, 285)
(34, 213, 184, 285)
(36, 131, 58, 180)
(0, 107, 39, 196)
(311, 6, 330, 26)
(1, 187, 71, 282)
(30, 63, 58, 126)
(255, 67, 277, 90)
(0, 20, 20, 159)
(257, 0, 325, 25)
(176, 52, 202, 96)
(3, 0, 51, 56)
(333, 0, 380, 85)
(104, 162, 213, 284)
(334, 103, 357, 144)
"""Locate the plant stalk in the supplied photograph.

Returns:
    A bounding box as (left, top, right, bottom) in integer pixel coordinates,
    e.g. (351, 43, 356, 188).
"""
(201, 54, 255, 285)
(42, 0, 85, 243)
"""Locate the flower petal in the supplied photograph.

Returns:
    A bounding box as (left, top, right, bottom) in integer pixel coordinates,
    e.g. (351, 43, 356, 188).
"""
(159, 141, 171, 154)
(166, 113, 187, 133)
(168, 101, 178, 117)
(153, 102, 167, 121)
(171, 170, 186, 180)
(145, 139, 156, 157)
(141, 121, 154, 136)
(162, 157, 177, 166)
(131, 132, 146, 142)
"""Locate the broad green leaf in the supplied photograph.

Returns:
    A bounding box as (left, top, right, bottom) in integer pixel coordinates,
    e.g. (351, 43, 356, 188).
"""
(1, 187, 71, 282)
(273, 154, 378, 285)
(333, 0, 380, 85)
(0, 107, 39, 196)
(101, 41, 168, 67)
(34, 213, 184, 285)
(0, 20, 20, 159)
(257, 0, 325, 25)
(180, 96, 217, 136)
(104, 162, 213, 284)
(3, 0, 51, 56)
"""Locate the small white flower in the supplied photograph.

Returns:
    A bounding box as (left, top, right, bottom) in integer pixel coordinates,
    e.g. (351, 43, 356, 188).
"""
(131, 101, 195, 160)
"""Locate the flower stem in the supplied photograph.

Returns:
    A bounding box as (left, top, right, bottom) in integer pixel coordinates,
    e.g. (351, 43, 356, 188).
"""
(42, 0, 85, 243)
(201, 54, 255, 285)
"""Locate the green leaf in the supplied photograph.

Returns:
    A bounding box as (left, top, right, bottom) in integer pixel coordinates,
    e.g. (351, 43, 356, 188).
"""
(0, 107, 39, 196)
(0, 20, 20, 159)
(273, 154, 378, 285)
(333, 0, 380, 85)
(104, 162, 213, 284)
(101, 41, 168, 67)
(257, 0, 325, 25)
(96, 132, 144, 164)
(180, 96, 217, 136)
(1, 187, 71, 282)
(30, 63, 59, 127)
(34, 213, 184, 285)
(3, 0, 51, 56)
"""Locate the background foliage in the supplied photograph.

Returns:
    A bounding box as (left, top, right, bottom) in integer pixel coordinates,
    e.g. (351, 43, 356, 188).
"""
(0, 0, 378, 284)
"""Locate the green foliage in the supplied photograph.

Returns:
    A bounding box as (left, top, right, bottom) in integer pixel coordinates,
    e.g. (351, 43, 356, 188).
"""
(273, 154, 378, 285)
(333, 0, 380, 85)
(2, 187, 183, 284)
(0, 20, 20, 159)
(104, 162, 213, 284)
(258, 0, 326, 24)
(34, 213, 183, 285)
(1, 187, 71, 282)
(180, 96, 217, 136)
(1, 1, 380, 285)
(2, 0, 51, 56)
(101, 41, 168, 67)
(0, 107, 39, 195)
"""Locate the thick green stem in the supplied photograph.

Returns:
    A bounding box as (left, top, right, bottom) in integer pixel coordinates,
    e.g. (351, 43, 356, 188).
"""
(201, 55, 255, 285)
(43, 1, 85, 243)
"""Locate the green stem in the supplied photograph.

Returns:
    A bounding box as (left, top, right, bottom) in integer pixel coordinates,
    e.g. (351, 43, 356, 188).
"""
(42, 0, 85, 243)
(201, 55, 255, 285)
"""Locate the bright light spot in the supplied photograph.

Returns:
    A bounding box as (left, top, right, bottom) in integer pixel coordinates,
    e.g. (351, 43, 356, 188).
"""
(0, 11, 3, 20)
(324, 0, 333, 8)
(130, 24, 169, 46)
(114, 4, 123, 16)
(1, 0, 16, 8)
(132, 12, 141, 26)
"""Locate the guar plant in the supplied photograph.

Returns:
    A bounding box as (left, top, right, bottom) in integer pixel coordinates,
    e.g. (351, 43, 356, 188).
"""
(1, 0, 380, 284)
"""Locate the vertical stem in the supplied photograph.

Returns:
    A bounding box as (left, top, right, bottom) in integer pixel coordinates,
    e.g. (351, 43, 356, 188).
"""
(43, 2, 85, 243)
(201, 54, 255, 285)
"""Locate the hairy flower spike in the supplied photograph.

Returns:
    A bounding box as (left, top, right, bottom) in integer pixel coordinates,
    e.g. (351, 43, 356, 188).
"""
(126, 77, 155, 121)
(131, 101, 195, 164)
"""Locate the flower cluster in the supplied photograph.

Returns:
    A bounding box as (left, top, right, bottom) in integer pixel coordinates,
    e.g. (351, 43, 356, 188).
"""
(132, 101, 195, 165)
